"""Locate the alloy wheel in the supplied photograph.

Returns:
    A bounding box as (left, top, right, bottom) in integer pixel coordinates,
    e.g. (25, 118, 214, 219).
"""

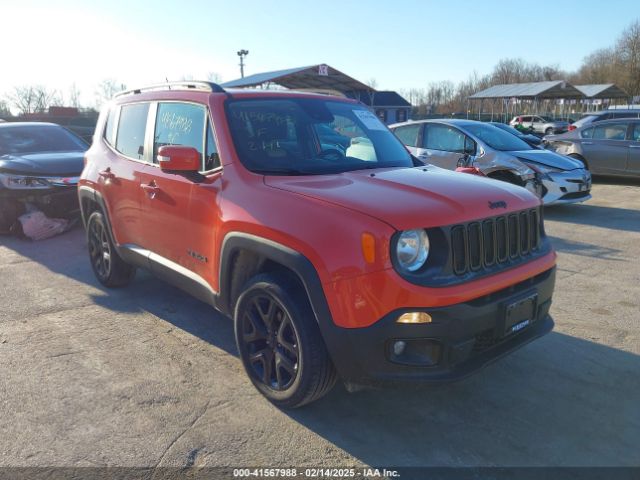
(88, 219, 111, 280)
(240, 294, 300, 390)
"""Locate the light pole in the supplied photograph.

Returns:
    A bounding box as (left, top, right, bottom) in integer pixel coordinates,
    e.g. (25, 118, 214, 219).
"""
(237, 49, 249, 78)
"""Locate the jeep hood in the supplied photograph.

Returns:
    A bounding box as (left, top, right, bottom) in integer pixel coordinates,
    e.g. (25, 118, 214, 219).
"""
(509, 149, 583, 170)
(0, 151, 84, 176)
(265, 166, 539, 231)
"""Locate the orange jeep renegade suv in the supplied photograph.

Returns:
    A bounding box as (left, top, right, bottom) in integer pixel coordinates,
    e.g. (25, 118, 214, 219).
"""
(79, 82, 556, 408)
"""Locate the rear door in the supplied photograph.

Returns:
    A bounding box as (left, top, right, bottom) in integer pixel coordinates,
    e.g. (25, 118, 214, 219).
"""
(628, 123, 640, 175)
(138, 101, 208, 269)
(100, 102, 150, 246)
(581, 122, 630, 174)
(418, 123, 474, 170)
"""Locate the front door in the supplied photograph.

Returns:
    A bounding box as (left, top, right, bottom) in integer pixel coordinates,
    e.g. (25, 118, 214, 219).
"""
(138, 101, 209, 271)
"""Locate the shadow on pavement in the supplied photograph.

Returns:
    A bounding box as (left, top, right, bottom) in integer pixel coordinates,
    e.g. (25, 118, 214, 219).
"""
(547, 235, 624, 260)
(544, 203, 640, 233)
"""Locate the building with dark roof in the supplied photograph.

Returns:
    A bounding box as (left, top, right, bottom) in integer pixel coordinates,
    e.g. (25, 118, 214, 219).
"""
(222, 64, 411, 124)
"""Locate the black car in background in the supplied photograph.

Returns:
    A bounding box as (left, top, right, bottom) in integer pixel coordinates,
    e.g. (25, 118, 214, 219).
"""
(489, 122, 543, 148)
(0, 122, 87, 232)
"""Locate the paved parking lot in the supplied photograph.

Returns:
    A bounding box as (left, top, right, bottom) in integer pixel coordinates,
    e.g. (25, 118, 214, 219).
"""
(0, 178, 638, 469)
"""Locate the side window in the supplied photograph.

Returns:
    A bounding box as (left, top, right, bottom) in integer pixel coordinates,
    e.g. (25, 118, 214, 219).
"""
(204, 120, 221, 171)
(104, 107, 117, 146)
(393, 124, 421, 147)
(154, 102, 205, 164)
(581, 128, 594, 139)
(593, 123, 628, 140)
(423, 124, 466, 153)
(632, 124, 640, 142)
(522, 116, 532, 123)
(115, 103, 149, 160)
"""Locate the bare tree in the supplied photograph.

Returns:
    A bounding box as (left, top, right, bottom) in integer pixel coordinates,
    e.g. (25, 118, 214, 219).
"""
(0, 100, 11, 118)
(206, 71, 222, 83)
(95, 79, 126, 108)
(6, 85, 59, 114)
(68, 83, 81, 108)
(616, 20, 640, 96)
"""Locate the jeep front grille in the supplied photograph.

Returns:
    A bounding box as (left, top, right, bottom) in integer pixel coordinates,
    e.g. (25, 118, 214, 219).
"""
(450, 208, 541, 276)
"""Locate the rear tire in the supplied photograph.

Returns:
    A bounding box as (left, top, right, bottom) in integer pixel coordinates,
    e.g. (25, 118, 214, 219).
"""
(86, 211, 135, 288)
(234, 272, 337, 408)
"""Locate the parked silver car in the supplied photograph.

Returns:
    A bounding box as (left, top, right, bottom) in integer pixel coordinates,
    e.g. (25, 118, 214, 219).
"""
(509, 115, 569, 135)
(544, 118, 640, 177)
(391, 119, 591, 205)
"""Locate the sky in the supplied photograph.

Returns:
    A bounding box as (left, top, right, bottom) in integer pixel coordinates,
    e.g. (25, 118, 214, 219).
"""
(2, 0, 639, 107)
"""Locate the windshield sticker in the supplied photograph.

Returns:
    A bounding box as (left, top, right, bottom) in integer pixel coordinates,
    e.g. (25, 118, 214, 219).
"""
(353, 110, 386, 131)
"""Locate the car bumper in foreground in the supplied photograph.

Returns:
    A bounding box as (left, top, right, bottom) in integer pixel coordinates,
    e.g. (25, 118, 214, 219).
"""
(322, 267, 556, 386)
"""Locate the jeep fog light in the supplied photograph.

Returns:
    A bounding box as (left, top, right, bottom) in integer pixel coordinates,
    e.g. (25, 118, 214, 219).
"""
(397, 312, 432, 324)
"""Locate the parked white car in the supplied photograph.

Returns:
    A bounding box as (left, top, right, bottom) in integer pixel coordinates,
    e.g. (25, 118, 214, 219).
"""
(509, 115, 569, 135)
(391, 119, 591, 206)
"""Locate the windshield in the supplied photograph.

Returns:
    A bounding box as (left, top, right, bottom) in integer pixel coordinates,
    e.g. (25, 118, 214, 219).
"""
(0, 125, 87, 156)
(465, 123, 533, 152)
(226, 98, 413, 175)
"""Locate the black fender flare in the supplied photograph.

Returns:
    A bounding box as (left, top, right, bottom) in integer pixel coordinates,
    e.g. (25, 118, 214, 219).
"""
(78, 186, 119, 247)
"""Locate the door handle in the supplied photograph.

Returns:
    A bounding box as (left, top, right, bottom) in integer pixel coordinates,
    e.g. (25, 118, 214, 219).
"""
(141, 181, 160, 198)
(98, 168, 115, 180)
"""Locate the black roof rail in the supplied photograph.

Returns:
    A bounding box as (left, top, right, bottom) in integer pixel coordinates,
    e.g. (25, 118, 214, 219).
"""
(114, 81, 225, 98)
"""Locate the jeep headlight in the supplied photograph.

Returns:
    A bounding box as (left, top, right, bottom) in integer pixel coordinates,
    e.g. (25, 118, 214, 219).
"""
(0, 173, 51, 190)
(395, 229, 429, 272)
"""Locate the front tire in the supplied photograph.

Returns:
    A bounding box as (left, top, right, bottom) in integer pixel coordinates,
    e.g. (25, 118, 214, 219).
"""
(86, 211, 135, 288)
(545, 127, 554, 135)
(234, 273, 337, 408)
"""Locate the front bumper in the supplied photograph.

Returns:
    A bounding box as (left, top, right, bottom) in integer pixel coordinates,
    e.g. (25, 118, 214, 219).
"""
(323, 267, 555, 385)
(541, 169, 592, 205)
(0, 186, 80, 217)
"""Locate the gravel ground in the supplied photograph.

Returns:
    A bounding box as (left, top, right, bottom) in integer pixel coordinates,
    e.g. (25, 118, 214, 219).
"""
(0, 178, 638, 471)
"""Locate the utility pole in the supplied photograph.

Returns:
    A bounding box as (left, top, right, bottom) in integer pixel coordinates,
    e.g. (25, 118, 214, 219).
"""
(237, 49, 249, 78)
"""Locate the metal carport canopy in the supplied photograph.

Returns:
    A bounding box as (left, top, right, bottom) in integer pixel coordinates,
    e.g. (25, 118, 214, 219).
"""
(222, 64, 372, 93)
(469, 81, 584, 100)
(574, 84, 628, 99)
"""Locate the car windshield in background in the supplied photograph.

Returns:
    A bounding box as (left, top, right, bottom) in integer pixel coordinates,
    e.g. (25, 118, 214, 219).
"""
(539, 116, 555, 122)
(465, 123, 533, 152)
(0, 125, 87, 156)
(226, 98, 413, 175)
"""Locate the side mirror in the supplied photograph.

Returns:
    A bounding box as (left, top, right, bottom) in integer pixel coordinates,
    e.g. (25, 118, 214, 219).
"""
(157, 145, 200, 172)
